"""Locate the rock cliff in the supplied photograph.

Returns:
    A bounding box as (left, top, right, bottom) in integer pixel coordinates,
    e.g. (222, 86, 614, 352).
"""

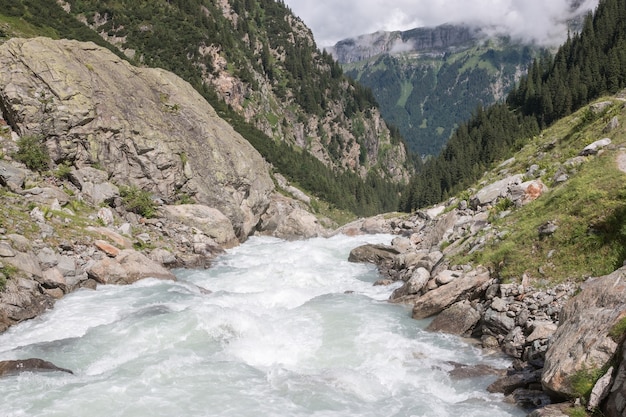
(328, 24, 481, 64)
(0, 37, 274, 239)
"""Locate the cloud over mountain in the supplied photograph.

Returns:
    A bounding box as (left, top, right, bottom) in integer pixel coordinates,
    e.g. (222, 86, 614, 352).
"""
(284, 0, 599, 47)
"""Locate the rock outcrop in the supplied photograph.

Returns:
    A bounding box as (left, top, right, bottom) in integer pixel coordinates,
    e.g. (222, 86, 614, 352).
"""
(541, 267, 626, 398)
(0, 37, 275, 239)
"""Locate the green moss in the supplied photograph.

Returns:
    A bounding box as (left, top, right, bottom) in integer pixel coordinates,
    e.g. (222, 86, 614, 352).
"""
(609, 316, 626, 342)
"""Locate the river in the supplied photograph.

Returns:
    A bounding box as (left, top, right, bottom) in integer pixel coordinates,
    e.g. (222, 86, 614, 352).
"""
(0, 234, 525, 417)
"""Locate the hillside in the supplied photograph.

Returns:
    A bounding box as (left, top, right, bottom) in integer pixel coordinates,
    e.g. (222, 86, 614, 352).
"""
(402, 0, 626, 212)
(0, 0, 409, 217)
(331, 25, 539, 156)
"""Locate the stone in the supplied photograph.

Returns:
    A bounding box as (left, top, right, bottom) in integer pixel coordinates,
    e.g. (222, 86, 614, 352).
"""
(97, 207, 115, 226)
(391, 267, 430, 300)
(149, 248, 177, 266)
(3, 251, 43, 279)
(0, 160, 27, 191)
(605, 342, 626, 417)
(587, 366, 613, 411)
(69, 167, 120, 205)
(542, 267, 626, 398)
(87, 227, 133, 249)
(527, 404, 571, 417)
(39, 268, 67, 292)
(360, 216, 388, 234)
(470, 175, 523, 208)
(94, 240, 120, 257)
(116, 250, 176, 283)
(256, 194, 328, 240)
(435, 269, 460, 285)
(483, 308, 516, 336)
(538, 221, 558, 237)
(426, 300, 481, 336)
(0, 243, 15, 258)
(490, 297, 508, 312)
(447, 362, 506, 379)
(87, 257, 128, 285)
(162, 204, 238, 248)
(488, 368, 542, 395)
(0, 358, 73, 377)
(348, 244, 399, 266)
(412, 267, 491, 319)
(526, 321, 558, 343)
(580, 138, 612, 156)
(36, 247, 58, 269)
(22, 186, 70, 206)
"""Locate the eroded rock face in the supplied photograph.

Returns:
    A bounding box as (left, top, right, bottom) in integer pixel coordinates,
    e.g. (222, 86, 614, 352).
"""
(541, 267, 626, 398)
(0, 37, 274, 239)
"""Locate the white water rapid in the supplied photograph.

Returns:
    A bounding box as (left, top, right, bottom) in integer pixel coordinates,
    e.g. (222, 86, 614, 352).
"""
(0, 235, 525, 417)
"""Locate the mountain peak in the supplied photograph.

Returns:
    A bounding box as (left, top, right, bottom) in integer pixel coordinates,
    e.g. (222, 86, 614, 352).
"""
(328, 24, 483, 64)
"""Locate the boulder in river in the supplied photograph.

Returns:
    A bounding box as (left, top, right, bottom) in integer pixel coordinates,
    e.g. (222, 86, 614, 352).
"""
(0, 358, 73, 377)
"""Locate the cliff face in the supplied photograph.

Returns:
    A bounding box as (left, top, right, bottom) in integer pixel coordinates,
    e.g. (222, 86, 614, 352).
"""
(328, 24, 481, 64)
(0, 37, 274, 239)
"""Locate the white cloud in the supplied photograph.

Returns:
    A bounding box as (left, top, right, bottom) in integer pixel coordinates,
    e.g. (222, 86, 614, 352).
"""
(283, 0, 599, 47)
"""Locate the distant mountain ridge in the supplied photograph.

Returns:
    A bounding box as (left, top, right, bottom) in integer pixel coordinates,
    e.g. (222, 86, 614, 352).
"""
(327, 24, 483, 64)
(331, 24, 539, 155)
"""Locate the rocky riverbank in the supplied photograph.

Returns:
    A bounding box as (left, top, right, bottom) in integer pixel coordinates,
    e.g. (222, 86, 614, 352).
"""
(343, 208, 625, 416)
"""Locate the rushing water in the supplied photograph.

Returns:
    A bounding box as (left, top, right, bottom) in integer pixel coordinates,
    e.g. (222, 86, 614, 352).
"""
(0, 235, 524, 417)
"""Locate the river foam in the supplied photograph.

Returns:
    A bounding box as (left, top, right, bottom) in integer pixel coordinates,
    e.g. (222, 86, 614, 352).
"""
(0, 234, 524, 417)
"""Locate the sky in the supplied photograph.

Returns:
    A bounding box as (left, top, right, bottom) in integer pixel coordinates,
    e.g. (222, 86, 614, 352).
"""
(282, 0, 599, 47)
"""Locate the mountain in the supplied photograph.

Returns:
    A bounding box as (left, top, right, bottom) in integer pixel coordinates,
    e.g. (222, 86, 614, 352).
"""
(0, 0, 411, 217)
(330, 25, 541, 155)
(402, 0, 626, 211)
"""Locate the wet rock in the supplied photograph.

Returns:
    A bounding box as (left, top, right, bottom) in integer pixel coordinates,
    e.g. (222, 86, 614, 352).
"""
(163, 204, 238, 248)
(391, 267, 430, 300)
(0, 358, 73, 377)
(488, 367, 542, 395)
(426, 300, 481, 336)
(256, 194, 328, 240)
(348, 244, 399, 266)
(412, 267, 491, 319)
(506, 388, 551, 410)
(446, 361, 506, 379)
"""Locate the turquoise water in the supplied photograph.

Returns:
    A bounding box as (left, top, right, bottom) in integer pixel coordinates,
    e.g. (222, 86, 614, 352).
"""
(0, 235, 524, 417)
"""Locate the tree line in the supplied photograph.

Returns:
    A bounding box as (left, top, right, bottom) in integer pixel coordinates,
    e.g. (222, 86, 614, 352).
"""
(402, 0, 626, 211)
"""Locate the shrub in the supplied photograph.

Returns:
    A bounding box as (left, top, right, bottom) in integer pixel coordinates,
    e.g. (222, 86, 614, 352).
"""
(609, 316, 626, 342)
(11, 135, 50, 172)
(54, 162, 73, 180)
(119, 185, 156, 218)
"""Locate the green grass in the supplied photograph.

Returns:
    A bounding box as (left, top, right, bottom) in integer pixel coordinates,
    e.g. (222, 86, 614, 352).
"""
(453, 98, 626, 285)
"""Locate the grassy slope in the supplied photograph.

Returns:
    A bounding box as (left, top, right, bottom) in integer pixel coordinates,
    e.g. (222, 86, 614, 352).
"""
(454, 97, 626, 284)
